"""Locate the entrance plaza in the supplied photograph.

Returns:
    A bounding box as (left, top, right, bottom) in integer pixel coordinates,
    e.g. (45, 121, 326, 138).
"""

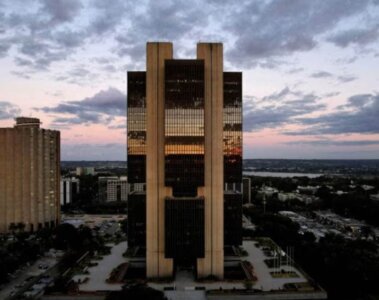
(72, 239, 326, 299)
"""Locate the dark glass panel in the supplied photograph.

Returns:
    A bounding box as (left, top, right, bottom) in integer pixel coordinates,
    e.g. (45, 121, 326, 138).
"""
(164, 60, 205, 192)
(224, 192, 242, 245)
(223, 72, 242, 184)
(165, 198, 205, 258)
(127, 192, 146, 248)
(127, 72, 146, 183)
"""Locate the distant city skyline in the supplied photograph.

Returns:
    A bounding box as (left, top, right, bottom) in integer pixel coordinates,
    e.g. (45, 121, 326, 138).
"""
(1, 0, 379, 160)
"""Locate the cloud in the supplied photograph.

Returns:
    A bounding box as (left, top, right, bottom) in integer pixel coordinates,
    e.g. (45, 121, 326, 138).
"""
(0, 41, 11, 58)
(0, 101, 21, 120)
(323, 92, 340, 98)
(2, 0, 378, 75)
(337, 75, 357, 83)
(336, 56, 358, 64)
(52, 29, 85, 48)
(40, 0, 83, 24)
(87, 0, 127, 36)
(285, 139, 379, 146)
(226, 0, 375, 66)
(114, 0, 208, 62)
(344, 94, 373, 108)
(310, 71, 333, 78)
(14, 36, 70, 70)
(37, 87, 126, 126)
(0, 1, 86, 71)
(244, 87, 325, 131)
(286, 67, 304, 74)
(286, 93, 379, 135)
(327, 26, 379, 48)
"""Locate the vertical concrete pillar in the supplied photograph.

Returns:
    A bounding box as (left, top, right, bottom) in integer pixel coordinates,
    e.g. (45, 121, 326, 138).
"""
(22, 129, 31, 230)
(56, 132, 61, 225)
(15, 130, 22, 223)
(197, 43, 224, 278)
(5, 130, 15, 230)
(146, 42, 174, 278)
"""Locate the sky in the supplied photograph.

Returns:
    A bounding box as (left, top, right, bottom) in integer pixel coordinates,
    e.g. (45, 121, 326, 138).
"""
(1, 0, 379, 160)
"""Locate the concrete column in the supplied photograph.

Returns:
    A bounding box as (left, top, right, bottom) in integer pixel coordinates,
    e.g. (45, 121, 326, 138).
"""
(14, 130, 22, 223)
(5, 130, 15, 230)
(146, 42, 174, 278)
(22, 129, 31, 230)
(55, 131, 61, 225)
(197, 43, 224, 279)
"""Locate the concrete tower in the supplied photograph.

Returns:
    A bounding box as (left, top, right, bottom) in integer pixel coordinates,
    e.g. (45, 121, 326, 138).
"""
(127, 42, 242, 279)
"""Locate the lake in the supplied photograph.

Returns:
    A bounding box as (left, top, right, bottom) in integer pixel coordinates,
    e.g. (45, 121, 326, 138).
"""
(243, 171, 323, 178)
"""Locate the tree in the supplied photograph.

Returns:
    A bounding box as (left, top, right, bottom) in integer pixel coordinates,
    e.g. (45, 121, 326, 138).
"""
(54, 223, 79, 250)
(16, 222, 26, 233)
(9, 222, 17, 234)
(244, 279, 254, 290)
(120, 219, 128, 235)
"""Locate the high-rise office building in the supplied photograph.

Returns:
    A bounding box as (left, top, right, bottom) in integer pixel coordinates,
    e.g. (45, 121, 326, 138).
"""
(0, 117, 60, 233)
(127, 42, 242, 279)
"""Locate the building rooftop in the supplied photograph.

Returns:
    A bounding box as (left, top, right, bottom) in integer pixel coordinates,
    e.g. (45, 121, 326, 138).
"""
(14, 117, 41, 128)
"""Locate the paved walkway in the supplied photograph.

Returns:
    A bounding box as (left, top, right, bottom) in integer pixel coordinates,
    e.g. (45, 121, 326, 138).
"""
(243, 240, 307, 291)
(73, 239, 309, 293)
(165, 290, 206, 300)
(74, 241, 128, 291)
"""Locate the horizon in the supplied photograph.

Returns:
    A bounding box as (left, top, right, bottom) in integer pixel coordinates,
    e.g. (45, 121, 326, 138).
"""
(1, 1, 379, 160)
(61, 158, 379, 162)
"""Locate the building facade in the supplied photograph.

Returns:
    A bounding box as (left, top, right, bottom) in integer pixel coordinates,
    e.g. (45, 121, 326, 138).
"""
(0, 117, 60, 233)
(76, 167, 96, 176)
(127, 43, 242, 279)
(98, 176, 128, 202)
(242, 177, 252, 204)
(60, 177, 80, 206)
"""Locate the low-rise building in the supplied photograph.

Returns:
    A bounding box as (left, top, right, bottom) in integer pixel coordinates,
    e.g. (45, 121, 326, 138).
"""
(60, 177, 80, 206)
(76, 167, 96, 176)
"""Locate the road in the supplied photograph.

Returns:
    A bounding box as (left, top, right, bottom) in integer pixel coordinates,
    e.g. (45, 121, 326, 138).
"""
(0, 253, 59, 300)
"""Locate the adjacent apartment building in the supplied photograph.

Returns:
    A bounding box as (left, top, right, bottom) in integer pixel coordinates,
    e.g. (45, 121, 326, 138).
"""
(0, 117, 60, 233)
(127, 42, 242, 279)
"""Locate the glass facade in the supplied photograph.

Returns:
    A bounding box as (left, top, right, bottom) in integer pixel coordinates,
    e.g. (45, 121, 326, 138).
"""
(127, 72, 146, 183)
(128, 192, 146, 247)
(224, 192, 243, 245)
(165, 198, 205, 259)
(127, 63, 243, 252)
(223, 72, 243, 246)
(223, 72, 242, 184)
(164, 60, 205, 197)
